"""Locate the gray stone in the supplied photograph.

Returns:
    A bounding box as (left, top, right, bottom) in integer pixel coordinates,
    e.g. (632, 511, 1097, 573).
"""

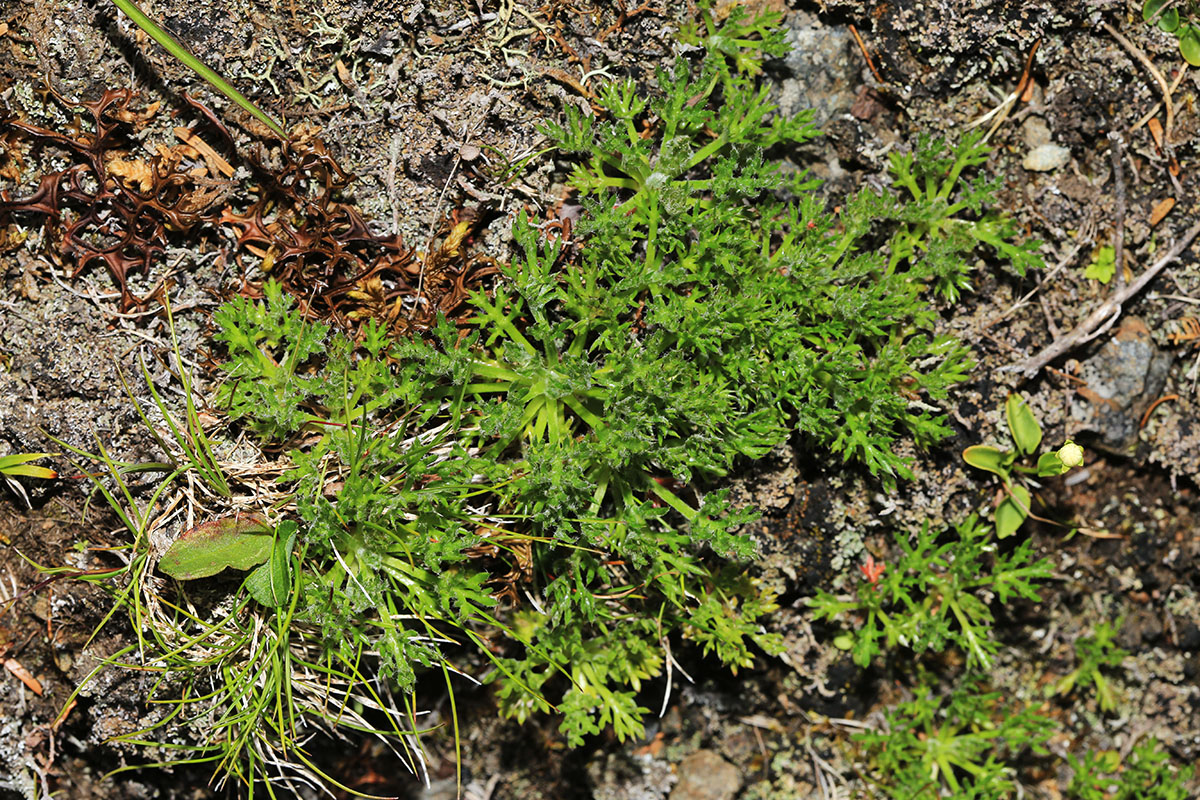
(1070, 317, 1173, 454)
(776, 13, 857, 126)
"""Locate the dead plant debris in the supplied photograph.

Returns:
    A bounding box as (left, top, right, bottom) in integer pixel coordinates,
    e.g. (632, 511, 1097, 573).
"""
(0, 86, 497, 335)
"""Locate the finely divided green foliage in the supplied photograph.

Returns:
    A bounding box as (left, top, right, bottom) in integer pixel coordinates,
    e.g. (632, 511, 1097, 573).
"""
(1069, 739, 1195, 800)
(808, 515, 1053, 670)
(856, 676, 1055, 799)
(207, 5, 1038, 749)
(532, 13, 1016, 486)
(887, 132, 1043, 303)
(1052, 619, 1129, 713)
(213, 282, 331, 438)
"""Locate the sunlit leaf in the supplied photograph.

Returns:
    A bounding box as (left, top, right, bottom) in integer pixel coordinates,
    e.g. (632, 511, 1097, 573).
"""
(1180, 26, 1200, 66)
(0, 453, 58, 479)
(159, 514, 274, 580)
(1036, 451, 1066, 477)
(244, 521, 298, 607)
(962, 445, 1011, 478)
(995, 484, 1031, 538)
(1005, 394, 1042, 456)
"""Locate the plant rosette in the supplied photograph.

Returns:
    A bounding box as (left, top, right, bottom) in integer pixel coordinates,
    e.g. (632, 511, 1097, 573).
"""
(962, 393, 1082, 537)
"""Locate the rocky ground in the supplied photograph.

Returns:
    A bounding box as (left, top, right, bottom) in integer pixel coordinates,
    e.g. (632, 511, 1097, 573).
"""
(2, 1, 1200, 798)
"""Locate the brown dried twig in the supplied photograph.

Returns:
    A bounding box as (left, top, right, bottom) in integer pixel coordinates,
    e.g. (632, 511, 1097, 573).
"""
(1103, 21, 1175, 146)
(1109, 131, 1128, 296)
(1007, 220, 1200, 378)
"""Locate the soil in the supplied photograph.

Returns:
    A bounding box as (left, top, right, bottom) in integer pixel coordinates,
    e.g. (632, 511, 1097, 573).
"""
(2, 0, 1200, 799)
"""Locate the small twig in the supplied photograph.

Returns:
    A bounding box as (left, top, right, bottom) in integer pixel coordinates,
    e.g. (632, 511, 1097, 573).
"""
(980, 38, 1041, 142)
(1109, 131, 1127, 296)
(1103, 21, 1174, 146)
(1133, 64, 1188, 131)
(1038, 293, 1061, 338)
(1140, 393, 1179, 428)
(1142, 0, 1182, 28)
(1008, 220, 1200, 378)
(848, 24, 885, 84)
(387, 132, 402, 236)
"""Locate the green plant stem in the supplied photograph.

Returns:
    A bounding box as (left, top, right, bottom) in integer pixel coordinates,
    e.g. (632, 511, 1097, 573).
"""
(109, 0, 287, 138)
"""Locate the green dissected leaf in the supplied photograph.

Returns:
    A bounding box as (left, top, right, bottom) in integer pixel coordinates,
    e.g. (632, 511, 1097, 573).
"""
(1005, 393, 1042, 456)
(159, 514, 275, 580)
(244, 521, 299, 607)
(995, 484, 1031, 538)
(962, 445, 1011, 478)
(857, 676, 1054, 799)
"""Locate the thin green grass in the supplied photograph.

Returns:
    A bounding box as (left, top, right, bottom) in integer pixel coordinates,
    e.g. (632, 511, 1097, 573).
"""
(109, 0, 286, 138)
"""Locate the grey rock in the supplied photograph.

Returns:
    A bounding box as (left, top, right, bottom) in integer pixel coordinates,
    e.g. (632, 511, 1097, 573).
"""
(1023, 143, 1071, 172)
(776, 12, 857, 126)
(1070, 317, 1172, 454)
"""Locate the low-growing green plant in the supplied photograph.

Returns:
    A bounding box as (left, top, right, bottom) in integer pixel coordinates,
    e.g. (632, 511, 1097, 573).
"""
(808, 515, 1053, 670)
(886, 132, 1043, 303)
(1085, 244, 1117, 284)
(38, 3, 1053, 791)
(1051, 619, 1129, 713)
(856, 675, 1055, 799)
(963, 393, 1082, 537)
(206, 1, 1042, 754)
(1069, 739, 1195, 800)
(1143, 0, 1200, 66)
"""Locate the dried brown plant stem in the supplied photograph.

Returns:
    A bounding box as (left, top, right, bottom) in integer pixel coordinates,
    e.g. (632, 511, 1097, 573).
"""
(1009, 220, 1200, 378)
(1133, 64, 1188, 132)
(1109, 131, 1128, 296)
(1102, 21, 1174, 145)
(848, 24, 885, 84)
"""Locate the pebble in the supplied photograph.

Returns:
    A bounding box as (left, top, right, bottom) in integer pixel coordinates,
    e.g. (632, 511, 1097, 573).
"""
(1069, 317, 1172, 454)
(1023, 143, 1071, 171)
(669, 751, 740, 800)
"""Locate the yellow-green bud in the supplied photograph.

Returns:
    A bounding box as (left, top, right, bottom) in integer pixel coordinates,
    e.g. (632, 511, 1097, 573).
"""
(1057, 440, 1084, 468)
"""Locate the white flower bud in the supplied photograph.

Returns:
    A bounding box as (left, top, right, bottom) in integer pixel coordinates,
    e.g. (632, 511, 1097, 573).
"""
(1057, 440, 1084, 468)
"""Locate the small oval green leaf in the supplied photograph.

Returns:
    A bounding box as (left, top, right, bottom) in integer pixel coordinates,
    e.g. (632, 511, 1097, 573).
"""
(995, 484, 1031, 538)
(1005, 394, 1042, 456)
(1143, 0, 1168, 22)
(1159, 8, 1180, 32)
(1180, 26, 1200, 66)
(1036, 451, 1066, 477)
(962, 445, 1011, 478)
(159, 514, 274, 580)
(833, 633, 854, 651)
